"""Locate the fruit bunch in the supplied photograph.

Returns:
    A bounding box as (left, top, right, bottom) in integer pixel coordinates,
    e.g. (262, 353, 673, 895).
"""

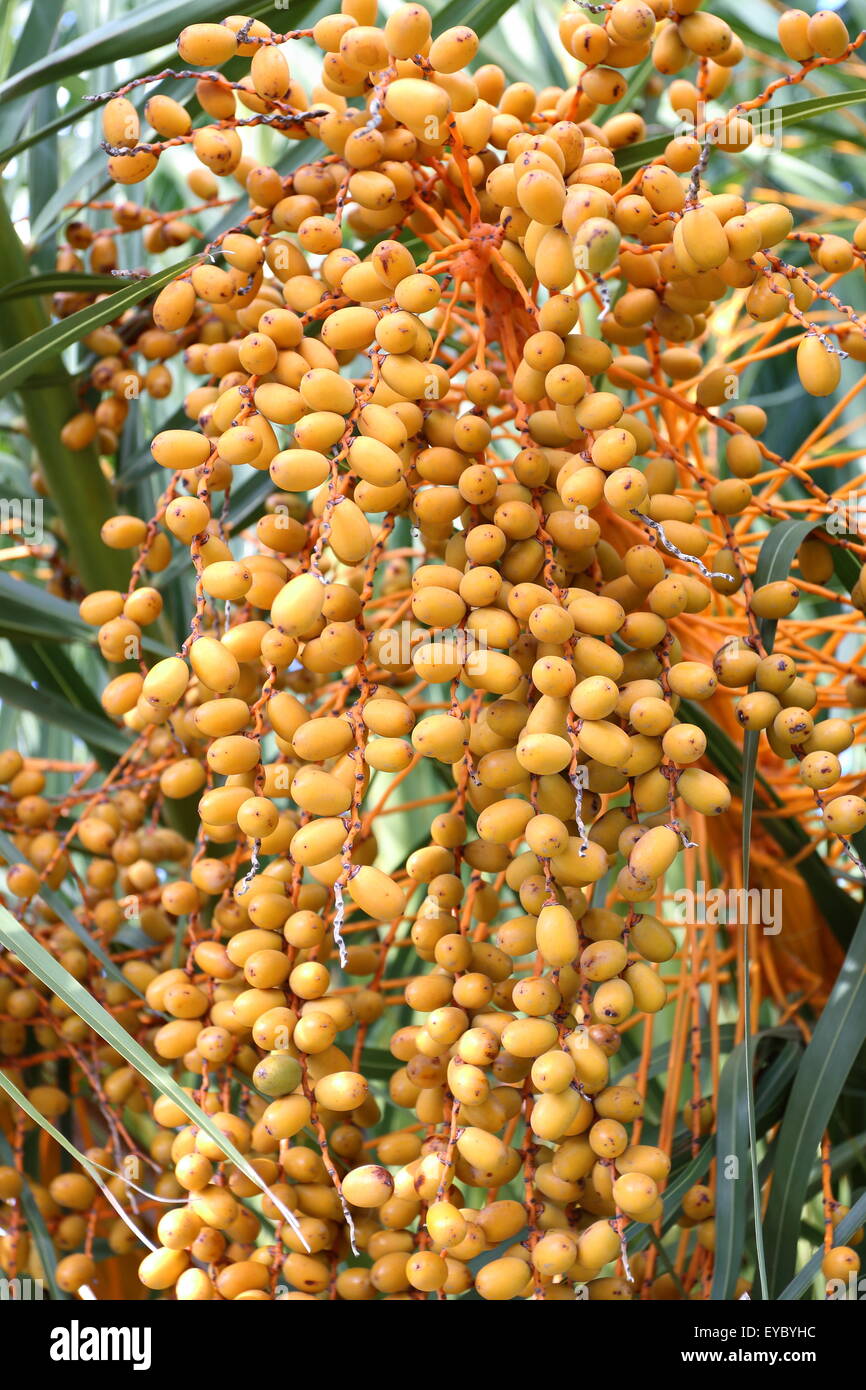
(2, 0, 866, 1301)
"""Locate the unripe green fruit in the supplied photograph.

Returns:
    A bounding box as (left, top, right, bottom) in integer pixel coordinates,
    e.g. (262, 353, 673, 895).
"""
(252, 1052, 302, 1098)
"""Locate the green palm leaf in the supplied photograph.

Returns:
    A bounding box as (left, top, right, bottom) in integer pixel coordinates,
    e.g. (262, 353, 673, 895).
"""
(0, 255, 199, 397)
(617, 89, 866, 176)
(763, 901, 866, 1294)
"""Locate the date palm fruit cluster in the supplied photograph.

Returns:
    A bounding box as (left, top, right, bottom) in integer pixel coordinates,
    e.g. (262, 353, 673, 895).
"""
(2, 0, 866, 1301)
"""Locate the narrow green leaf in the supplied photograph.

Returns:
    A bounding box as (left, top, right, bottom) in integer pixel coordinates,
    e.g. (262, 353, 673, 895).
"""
(0, 271, 133, 303)
(629, 1032, 800, 1257)
(0, 255, 199, 397)
(0, 99, 82, 165)
(616, 88, 866, 175)
(3, 0, 65, 81)
(646, 1023, 737, 1082)
(225, 470, 274, 534)
(752, 517, 821, 650)
(432, 0, 520, 39)
(737, 518, 825, 1300)
(359, 1047, 402, 1080)
(769, 86, 866, 129)
(529, 7, 567, 89)
(28, 88, 59, 258)
(0, 0, 65, 150)
(0, 66, 196, 167)
(807, 1133, 866, 1193)
(711, 1038, 800, 1299)
(763, 900, 866, 1295)
(0, 0, 315, 104)
(667, 697, 858, 942)
(0, 672, 129, 756)
(0, 573, 174, 658)
(712, 1037, 755, 1299)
